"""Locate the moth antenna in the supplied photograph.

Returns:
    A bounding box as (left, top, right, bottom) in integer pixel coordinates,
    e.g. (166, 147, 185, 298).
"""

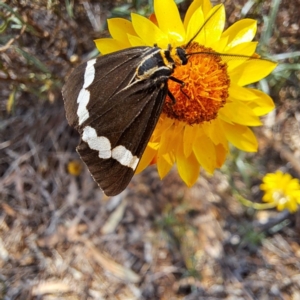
(185, 5, 222, 49)
(185, 52, 274, 64)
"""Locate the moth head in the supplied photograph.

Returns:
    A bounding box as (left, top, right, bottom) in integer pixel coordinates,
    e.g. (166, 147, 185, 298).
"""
(171, 47, 188, 66)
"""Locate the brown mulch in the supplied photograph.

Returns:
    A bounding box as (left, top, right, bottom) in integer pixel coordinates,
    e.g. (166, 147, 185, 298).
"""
(1, 0, 300, 299)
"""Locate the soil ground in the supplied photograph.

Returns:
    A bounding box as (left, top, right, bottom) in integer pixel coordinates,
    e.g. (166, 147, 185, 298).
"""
(1, 0, 300, 299)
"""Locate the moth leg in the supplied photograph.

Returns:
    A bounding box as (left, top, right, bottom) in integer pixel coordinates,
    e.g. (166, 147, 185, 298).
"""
(169, 76, 190, 100)
(167, 90, 176, 104)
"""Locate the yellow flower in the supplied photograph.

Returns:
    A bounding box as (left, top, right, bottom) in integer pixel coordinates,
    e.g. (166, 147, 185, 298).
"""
(67, 160, 83, 176)
(260, 171, 300, 213)
(95, 0, 277, 187)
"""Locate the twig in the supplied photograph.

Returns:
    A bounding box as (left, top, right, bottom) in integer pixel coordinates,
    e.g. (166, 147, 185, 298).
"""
(273, 140, 300, 176)
(0, 24, 27, 52)
(253, 210, 291, 232)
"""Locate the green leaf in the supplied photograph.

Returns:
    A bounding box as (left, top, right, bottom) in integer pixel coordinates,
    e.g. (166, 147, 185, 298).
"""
(14, 46, 50, 74)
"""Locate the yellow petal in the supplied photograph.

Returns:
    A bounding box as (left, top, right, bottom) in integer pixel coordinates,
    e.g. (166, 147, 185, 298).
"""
(176, 131, 200, 186)
(135, 145, 157, 174)
(131, 13, 169, 47)
(185, 6, 204, 44)
(277, 201, 286, 211)
(194, 4, 225, 47)
(154, 0, 185, 45)
(183, 124, 198, 157)
(215, 109, 234, 125)
(127, 34, 147, 46)
(201, 119, 228, 149)
(157, 156, 174, 179)
(94, 38, 127, 54)
(148, 141, 160, 150)
(223, 42, 258, 71)
(286, 200, 298, 213)
(219, 100, 262, 126)
(228, 83, 259, 101)
(288, 179, 300, 190)
(209, 36, 228, 52)
(157, 123, 181, 178)
(229, 58, 277, 86)
(221, 121, 258, 152)
(151, 115, 174, 142)
(107, 18, 136, 46)
(222, 19, 257, 48)
(225, 41, 257, 56)
(229, 84, 275, 116)
(193, 134, 217, 174)
(184, 0, 212, 29)
(201, 0, 214, 16)
(246, 88, 275, 116)
(215, 143, 228, 168)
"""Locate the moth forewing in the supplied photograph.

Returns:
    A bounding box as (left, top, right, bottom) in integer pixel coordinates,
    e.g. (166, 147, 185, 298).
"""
(62, 47, 171, 196)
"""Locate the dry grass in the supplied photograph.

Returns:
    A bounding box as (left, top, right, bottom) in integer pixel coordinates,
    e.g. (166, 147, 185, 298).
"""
(1, 0, 300, 299)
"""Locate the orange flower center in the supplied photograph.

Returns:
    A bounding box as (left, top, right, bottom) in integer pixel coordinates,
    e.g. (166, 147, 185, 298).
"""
(163, 43, 230, 125)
